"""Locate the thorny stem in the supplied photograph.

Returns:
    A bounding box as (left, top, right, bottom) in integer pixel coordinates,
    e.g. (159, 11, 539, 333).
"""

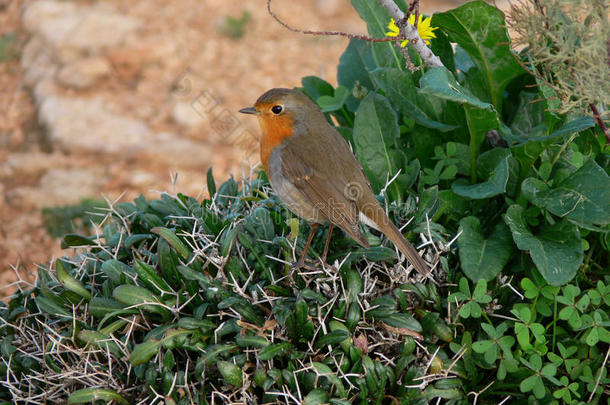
(589, 103, 610, 144)
(267, 0, 405, 44)
(267, 0, 443, 69)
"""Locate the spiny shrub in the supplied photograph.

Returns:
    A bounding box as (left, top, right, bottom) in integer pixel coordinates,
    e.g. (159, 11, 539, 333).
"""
(0, 172, 450, 404)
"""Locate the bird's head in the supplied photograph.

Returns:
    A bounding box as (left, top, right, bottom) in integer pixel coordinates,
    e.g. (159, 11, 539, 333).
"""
(239, 88, 323, 136)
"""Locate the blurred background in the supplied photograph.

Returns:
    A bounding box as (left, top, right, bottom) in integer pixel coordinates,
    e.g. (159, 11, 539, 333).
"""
(0, 0, 507, 294)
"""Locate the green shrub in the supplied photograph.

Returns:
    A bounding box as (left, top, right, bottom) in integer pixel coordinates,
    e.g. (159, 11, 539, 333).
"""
(1, 0, 608, 403)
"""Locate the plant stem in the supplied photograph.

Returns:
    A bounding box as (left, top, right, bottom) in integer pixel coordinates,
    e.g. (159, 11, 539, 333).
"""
(552, 294, 557, 352)
(379, 0, 444, 68)
(589, 103, 609, 144)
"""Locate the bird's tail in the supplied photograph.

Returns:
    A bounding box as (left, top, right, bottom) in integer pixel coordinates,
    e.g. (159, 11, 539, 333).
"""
(360, 203, 430, 276)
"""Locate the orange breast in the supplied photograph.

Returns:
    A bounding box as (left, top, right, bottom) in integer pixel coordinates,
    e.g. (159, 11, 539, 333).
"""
(259, 114, 295, 175)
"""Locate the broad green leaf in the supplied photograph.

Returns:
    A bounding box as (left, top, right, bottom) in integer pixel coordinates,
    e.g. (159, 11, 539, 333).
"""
(429, 28, 456, 74)
(464, 104, 502, 172)
(511, 117, 595, 179)
(301, 76, 334, 101)
(522, 159, 610, 226)
(528, 116, 595, 142)
(353, 93, 403, 203)
(419, 67, 492, 110)
(510, 91, 546, 141)
(371, 68, 458, 132)
(350, 0, 405, 69)
(337, 38, 374, 90)
(504, 205, 583, 285)
(317, 86, 349, 112)
(452, 155, 510, 199)
(432, 1, 525, 110)
(419, 67, 500, 170)
(477, 148, 520, 197)
(458, 217, 514, 281)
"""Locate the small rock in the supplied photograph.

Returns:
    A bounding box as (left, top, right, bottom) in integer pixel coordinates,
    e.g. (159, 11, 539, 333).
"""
(23, 0, 141, 53)
(21, 38, 56, 87)
(57, 57, 111, 89)
(38, 96, 151, 153)
(6, 168, 106, 209)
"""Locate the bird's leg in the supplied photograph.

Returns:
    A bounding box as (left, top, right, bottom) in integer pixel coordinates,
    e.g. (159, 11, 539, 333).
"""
(320, 223, 334, 265)
(292, 223, 319, 269)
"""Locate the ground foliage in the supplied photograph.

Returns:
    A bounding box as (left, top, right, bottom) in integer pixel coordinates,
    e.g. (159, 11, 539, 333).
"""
(1, 0, 609, 404)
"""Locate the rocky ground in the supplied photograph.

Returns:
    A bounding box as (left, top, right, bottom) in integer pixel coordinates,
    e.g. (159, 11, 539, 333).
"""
(0, 0, 504, 297)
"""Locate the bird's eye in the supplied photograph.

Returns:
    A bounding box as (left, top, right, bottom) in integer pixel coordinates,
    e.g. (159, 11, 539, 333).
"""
(271, 105, 283, 115)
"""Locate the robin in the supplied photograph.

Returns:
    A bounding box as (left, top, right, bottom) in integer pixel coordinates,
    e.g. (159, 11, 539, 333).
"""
(239, 88, 429, 276)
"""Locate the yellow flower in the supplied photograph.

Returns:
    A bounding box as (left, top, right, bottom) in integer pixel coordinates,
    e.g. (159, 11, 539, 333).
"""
(386, 15, 438, 46)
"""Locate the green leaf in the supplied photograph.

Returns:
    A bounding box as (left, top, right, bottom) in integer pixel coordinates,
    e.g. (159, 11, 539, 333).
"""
(68, 388, 128, 405)
(258, 342, 292, 361)
(458, 217, 514, 281)
(35, 296, 71, 318)
(303, 388, 329, 405)
(380, 313, 422, 332)
(61, 234, 97, 248)
(129, 338, 162, 365)
(504, 205, 583, 285)
(337, 39, 374, 90)
(371, 68, 457, 132)
(312, 362, 347, 398)
(452, 155, 510, 199)
(317, 86, 350, 113)
(217, 361, 243, 387)
(112, 285, 171, 318)
(522, 159, 610, 226)
(528, 116, 595, 142)
(432, 1, 525, 110)
(510, 91, 546, 141)
(350, 0, 404, 69)
(301, 76, 334, 101)
(151, 227, 191, 259)
(206, 167, 216, 197)
(315, 330, 351, 348)
(419, 67, 493, 110)
(55, 260, 91, 301)
(353, 93, 403, 203)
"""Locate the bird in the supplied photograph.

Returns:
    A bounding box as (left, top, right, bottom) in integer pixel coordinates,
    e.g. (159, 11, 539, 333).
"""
(239, 88, 430, 276)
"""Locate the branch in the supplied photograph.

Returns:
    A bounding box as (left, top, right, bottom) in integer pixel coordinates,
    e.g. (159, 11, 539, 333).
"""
(589, 103, 610, 144)
(267, 0, 404, 44)
(379, 0, 444, 68)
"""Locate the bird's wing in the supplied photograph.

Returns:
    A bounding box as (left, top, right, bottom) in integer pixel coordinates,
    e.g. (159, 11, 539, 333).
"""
(278, 131, 369, 247)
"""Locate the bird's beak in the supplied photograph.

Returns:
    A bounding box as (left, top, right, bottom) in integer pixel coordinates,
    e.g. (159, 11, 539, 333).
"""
(239, 107, 258, 115)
